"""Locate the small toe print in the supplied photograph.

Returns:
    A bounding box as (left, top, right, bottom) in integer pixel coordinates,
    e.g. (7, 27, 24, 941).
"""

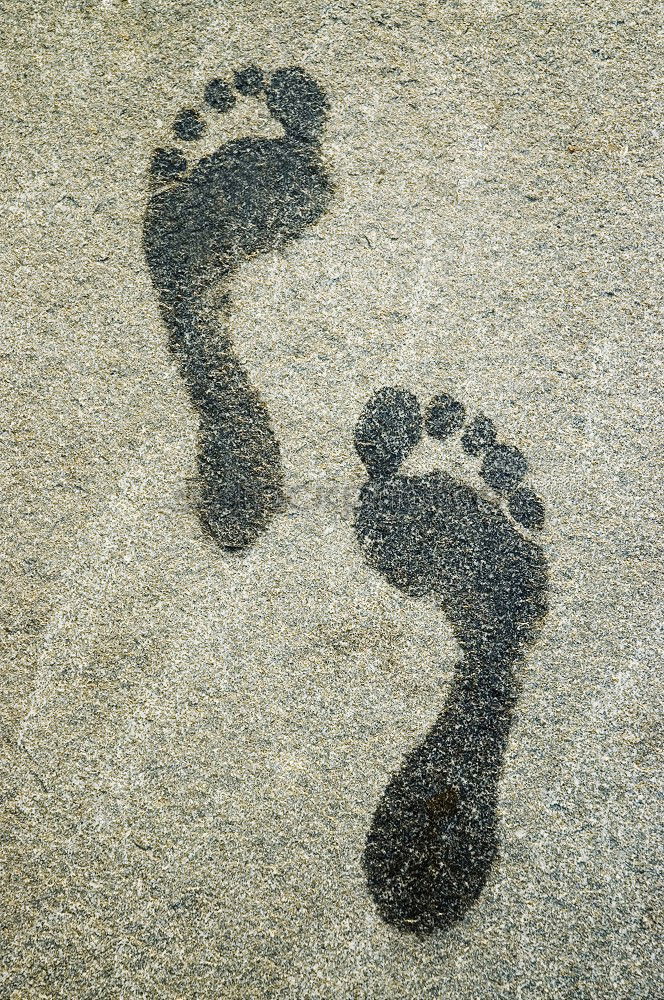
(509, 487, 545, 529)
(481, 443, 528, 493)
(461, 415, 496, 456)
(150, 147, 187, 181)
(425, 394, 466, 440)
(234, 65, 264, 96)
(204, 78, 236, 113)
(173, 109, 206, 141)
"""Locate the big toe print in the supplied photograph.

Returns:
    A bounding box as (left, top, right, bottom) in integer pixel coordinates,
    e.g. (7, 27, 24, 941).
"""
(354, 387, 549, 933)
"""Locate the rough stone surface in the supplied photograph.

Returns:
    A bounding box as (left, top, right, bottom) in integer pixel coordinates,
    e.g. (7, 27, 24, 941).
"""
(1, 2, 661, 997)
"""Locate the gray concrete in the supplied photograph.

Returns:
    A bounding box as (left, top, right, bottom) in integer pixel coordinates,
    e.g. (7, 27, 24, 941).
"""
(2, 2, 661, 996)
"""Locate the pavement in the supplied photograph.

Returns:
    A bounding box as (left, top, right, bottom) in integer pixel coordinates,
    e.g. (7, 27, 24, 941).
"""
(1, 2, 661, 997)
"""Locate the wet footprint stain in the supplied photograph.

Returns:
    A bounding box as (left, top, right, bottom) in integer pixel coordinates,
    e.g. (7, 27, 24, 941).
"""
(354, 388, 549, 933)
(143, 67, 332, 549)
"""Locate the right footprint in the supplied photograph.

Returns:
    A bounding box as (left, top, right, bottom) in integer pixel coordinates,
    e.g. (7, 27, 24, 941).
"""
(143, 65, 332, 550)
(354, 387, 549, 934)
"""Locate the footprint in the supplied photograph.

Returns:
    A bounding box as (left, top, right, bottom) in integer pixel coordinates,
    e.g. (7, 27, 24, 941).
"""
(143, 66, 332, 549)
(354, 387, 549, 933)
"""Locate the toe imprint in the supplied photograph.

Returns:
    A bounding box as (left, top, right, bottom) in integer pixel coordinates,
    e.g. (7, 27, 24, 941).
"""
(508, 486, 545, 530)
(266, 66, 329, 142)
(461, 414, 496, 456)
(204, 78, 236, 112)
(150, 147, 187, 182)
(424, 394, 466, 441)
(143, 66, 332, 550)
(172, 108, 206, 141)
(354, 387, 422, 479)
(354, 387, 549, 933)
(234, 65, 264, 97)
(481, 443, 527, 494)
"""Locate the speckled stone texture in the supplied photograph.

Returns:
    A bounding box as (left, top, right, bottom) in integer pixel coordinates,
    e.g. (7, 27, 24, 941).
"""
(1, 2, 661, 997)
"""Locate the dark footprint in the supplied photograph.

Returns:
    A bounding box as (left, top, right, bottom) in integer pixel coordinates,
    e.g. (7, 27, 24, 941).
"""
(354, 388, 549, 933)
(143, 66, 332, 550)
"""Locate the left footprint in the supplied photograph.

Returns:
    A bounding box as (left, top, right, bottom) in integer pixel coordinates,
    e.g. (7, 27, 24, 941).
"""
(354, 388, 549, 933)
(143, 66, 333, 549)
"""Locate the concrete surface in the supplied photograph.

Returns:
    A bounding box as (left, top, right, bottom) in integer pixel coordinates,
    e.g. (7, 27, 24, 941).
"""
(1, 1, 662, 997)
